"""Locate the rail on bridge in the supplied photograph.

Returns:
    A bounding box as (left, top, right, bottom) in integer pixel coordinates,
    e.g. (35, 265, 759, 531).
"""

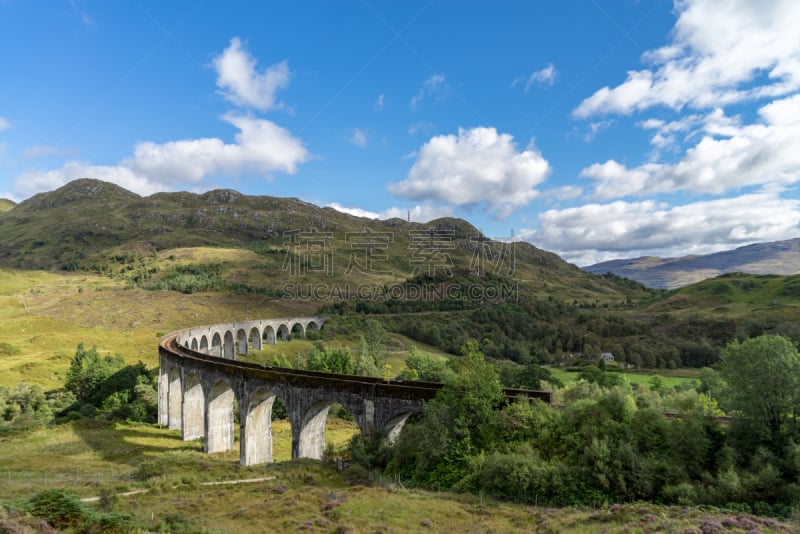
(158, 316, 552, 466)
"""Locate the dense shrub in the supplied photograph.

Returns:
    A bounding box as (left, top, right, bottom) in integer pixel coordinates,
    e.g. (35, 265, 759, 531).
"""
(27, 489, 89, 530)
(305, 344, 354, 375)
(395, 347, 455, 383)
(356, 335, 800, 511)
(0, 384, 74, 432)
(141, 263, 282, 296)
(63, 343, 157, 423)
(25, 489, 139, 533)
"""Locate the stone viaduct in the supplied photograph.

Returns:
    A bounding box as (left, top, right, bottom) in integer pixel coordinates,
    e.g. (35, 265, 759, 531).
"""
(158, 316, 551, 466)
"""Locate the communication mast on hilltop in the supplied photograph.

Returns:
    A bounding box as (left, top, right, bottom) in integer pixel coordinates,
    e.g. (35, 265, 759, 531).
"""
(407, 210, 411, 222)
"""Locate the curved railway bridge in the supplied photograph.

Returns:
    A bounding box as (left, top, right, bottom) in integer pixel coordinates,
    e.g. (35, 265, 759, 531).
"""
(158, 316, 551, 466)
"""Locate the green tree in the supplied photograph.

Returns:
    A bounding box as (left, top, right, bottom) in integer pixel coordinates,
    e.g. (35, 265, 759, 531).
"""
(498, 362, 563, 390)
(649, 375, 666, 394)
(354, 337, 380, 377)
(65, 343, 126, 406)
(64, 343, 156, 422)
(444, 340, 504, 452)
(697, 366, 724, 395)
(305, 345, 354, 375)
(396, 346, 454, 383)
(389, 340, 503, 487)
(0, 383, 55, 430)
(720, 335, 800, 450)
(578, 364, 623, 388)
(362, 319, 387, 366)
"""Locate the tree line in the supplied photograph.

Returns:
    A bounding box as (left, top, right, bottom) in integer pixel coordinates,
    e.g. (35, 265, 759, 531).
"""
(323, 293, 800, 370)
(347, 335, 800, 517)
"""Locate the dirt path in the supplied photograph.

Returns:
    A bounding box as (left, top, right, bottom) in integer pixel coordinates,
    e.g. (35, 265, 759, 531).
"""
(79, 476, 276, 502)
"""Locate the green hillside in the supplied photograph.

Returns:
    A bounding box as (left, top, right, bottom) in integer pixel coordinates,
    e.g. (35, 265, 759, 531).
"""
(3, 179, 800, 374)
(0, 198, 15, 212)
(645, 272, 800, 323)
(0, 179, 647, 304)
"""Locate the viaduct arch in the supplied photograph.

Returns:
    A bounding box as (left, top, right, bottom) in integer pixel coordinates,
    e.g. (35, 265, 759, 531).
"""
(158, 316, 551, 466)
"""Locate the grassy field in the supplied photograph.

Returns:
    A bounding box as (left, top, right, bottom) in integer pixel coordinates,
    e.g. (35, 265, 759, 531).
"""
(0, 418, 358, 501)
(0, 266, 452, 389)
(547, 365, 699, 389)
(1, 420, 797, 533)
(0, 263, 711, 396)
(0, 269, 153, 388)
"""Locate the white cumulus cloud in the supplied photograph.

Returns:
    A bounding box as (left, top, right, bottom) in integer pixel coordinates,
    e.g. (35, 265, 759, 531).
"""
(0, 117, 10, 131)
(326, 202, 452, 222)
(213, 37, 290, 111)
(13, 114, 309, 198)
(580, 94, 800, 198)
(382, 204, 453, 222)
(326, 203, 381, 219)
(389, 127, 550, 219)
(574, 0, 800, 117)
(525, 192, 800, 266)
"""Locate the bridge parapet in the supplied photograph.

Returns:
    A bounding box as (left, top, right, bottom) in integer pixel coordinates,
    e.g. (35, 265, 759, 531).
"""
(173, 316, 326, 359)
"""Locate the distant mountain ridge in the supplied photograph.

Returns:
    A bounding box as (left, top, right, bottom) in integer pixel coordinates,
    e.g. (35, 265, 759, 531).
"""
(585, 239, 800, 289)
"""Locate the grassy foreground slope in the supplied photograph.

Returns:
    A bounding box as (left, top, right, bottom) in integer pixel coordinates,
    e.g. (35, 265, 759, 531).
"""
(1, 421, 796, 533)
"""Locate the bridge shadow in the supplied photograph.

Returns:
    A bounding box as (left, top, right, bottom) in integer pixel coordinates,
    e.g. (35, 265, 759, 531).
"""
(70, 418, 206, 468)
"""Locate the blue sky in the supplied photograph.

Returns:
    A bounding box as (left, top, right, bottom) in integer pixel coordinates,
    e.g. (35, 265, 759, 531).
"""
(1, 0, 799, 265)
